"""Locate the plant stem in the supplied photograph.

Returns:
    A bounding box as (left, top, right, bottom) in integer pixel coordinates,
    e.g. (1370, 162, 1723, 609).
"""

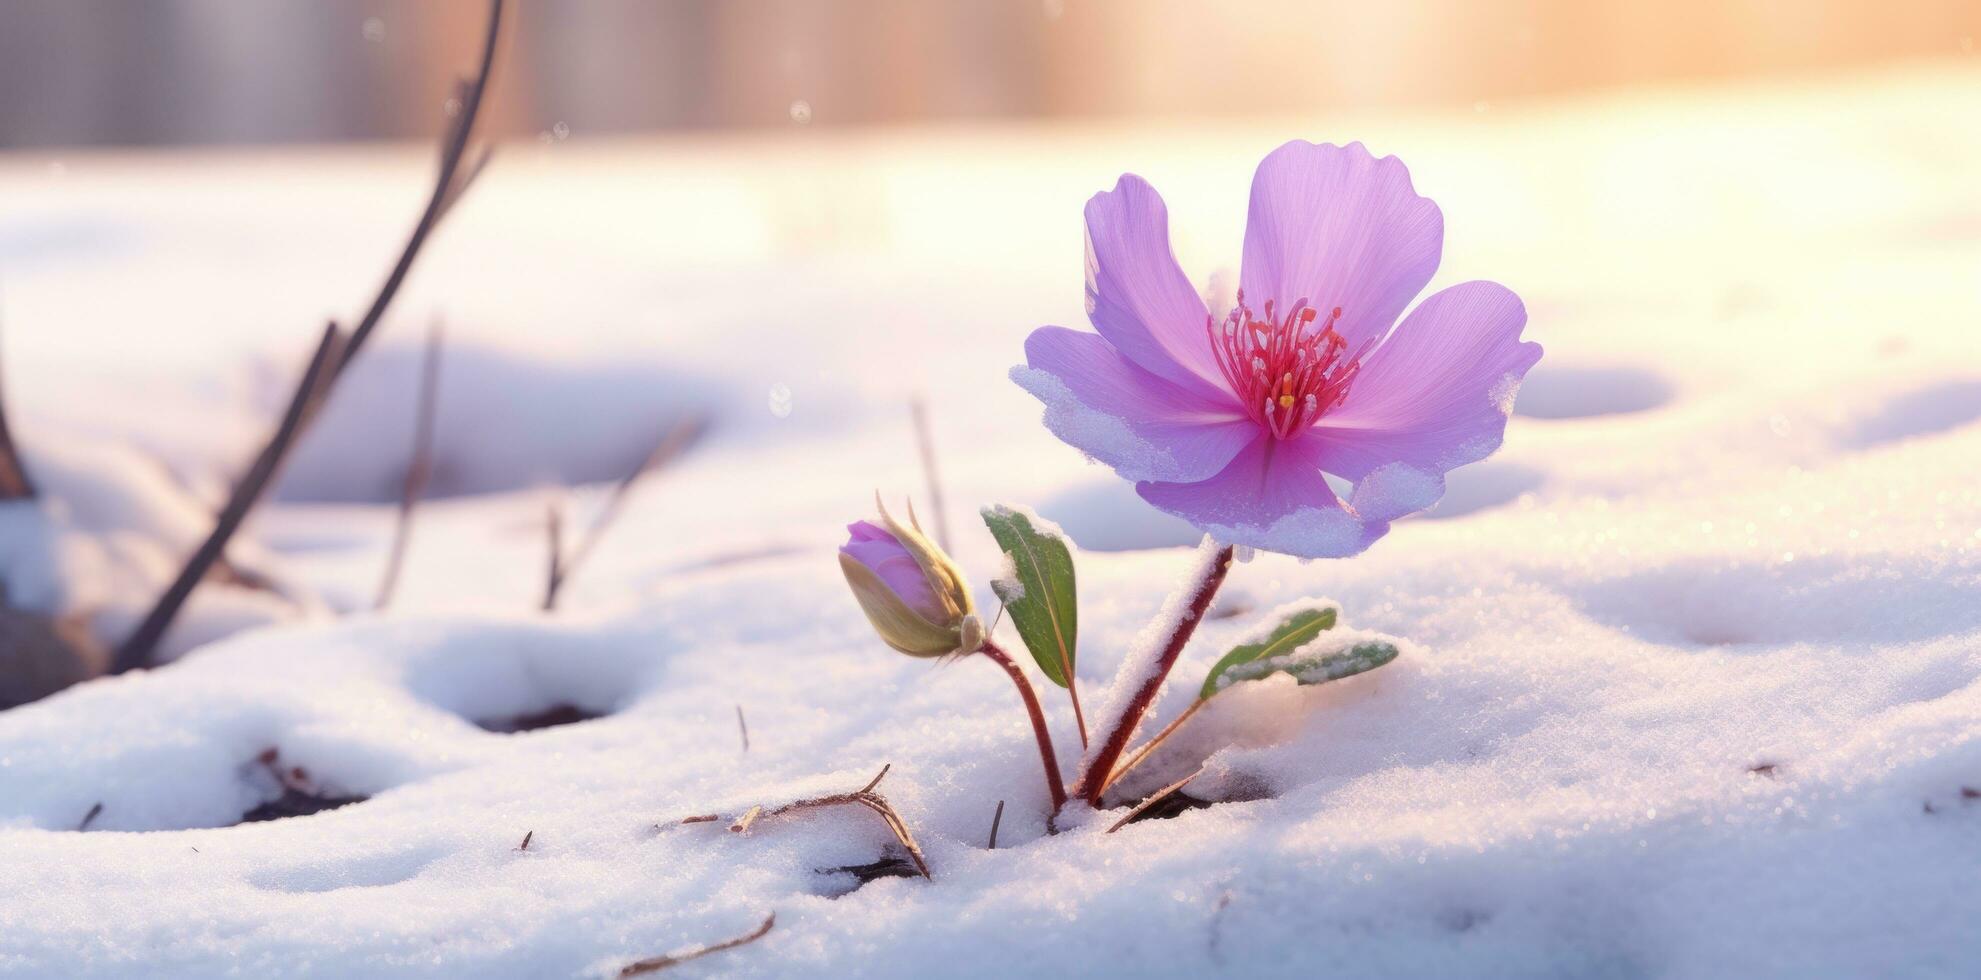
(980, 638, 1068, 811)
(1072, 542, 1234, 808)
(1099, 696, 1207, 797)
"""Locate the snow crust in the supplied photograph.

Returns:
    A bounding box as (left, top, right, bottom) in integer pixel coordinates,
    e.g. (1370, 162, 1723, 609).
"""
(1, 65, 1980, 977)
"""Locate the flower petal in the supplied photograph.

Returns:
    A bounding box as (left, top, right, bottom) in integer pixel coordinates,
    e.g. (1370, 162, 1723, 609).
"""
(1015, 326, 1254, 484)
(1136, 434, 1388, 559)
(1312, 280, 1543, 521)
(1239, 141, 1444, 352)
(1085, 175, 1227, 394)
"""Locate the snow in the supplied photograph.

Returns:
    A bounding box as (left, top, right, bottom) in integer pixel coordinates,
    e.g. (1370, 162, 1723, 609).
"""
(2, 63, 1981, 976)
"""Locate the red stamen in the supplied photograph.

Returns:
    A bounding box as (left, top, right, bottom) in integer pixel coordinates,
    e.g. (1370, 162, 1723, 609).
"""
(1205, 294, 1363, 439)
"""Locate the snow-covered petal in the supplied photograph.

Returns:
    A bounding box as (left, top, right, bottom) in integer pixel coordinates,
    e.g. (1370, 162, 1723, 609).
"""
(1015, 327, 1255, 484)
(1313, 280, 1543, 518)
(1136, 434, 1388, 559)
(1239, 141, 1444, 353)
(1084, 175, 1228, 395)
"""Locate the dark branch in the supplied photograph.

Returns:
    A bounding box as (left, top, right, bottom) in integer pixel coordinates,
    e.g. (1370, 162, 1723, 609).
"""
(111, 323, 345, 673)
(111, 0, 506, 672)
(0, 315, 34, 500)
(374, 319, 446, 610)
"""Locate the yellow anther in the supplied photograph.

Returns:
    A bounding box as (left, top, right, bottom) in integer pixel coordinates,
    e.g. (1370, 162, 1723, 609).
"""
(1278, 394, 1295, 409)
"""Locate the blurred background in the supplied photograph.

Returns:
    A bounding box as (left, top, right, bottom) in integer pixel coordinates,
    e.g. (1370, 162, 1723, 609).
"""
(2, 0, 1977, 148)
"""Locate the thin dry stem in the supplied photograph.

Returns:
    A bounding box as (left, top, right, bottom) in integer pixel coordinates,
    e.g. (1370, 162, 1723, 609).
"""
(543, 414, 706, 611)
(908, 396, 951, 550)
(110, 0, 506, 673)
(618, 912, 775, 977)
(708, 764, 931, 879)
(373, 318, 445, 610)
(1104, 763, 1208, 834)
(987, 799, 1005, 850)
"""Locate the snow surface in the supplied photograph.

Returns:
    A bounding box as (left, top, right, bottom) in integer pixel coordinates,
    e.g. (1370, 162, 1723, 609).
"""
(3, 64, 1981, 977)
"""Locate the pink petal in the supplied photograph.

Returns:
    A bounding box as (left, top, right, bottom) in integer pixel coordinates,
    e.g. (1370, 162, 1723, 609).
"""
(1016, 326, 1255, 484)
(1136, 434, 1388, 559)
(1239, 141, 1444, 353)
(1312, 280, 1543, 521)
(1084, 175, 1228, 395)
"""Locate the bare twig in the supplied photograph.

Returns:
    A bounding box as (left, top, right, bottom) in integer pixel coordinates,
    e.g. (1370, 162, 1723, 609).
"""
(987, 799, 1005, 850)
(517, 830, 533, 851)
(618, 912, 775, 978)
(77, 802, 103, 831)
(111, 323, 346, 673)
(678, 814, 720, 825)
(705, 764, 931, 879)
(0, 313, 33, 500)
(908, 396, 950, 550)
(373, 318, 445, 610)
(735, 704, 750, 752)
(1104, 763, 1207, 834)
(543, 415, 707, 611)
(110, 0, 507, 674)
(727, 805, 763, 834)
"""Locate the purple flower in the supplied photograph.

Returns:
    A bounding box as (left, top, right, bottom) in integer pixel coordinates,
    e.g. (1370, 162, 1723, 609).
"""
(839, 506, 982, 657)
(841, 520, 944, 620)
(1014, 141, 1543, 558)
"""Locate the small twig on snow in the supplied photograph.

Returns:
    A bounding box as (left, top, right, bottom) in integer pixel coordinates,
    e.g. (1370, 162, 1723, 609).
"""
(697, 763, 931, 879)
(517, 830, 533, 851)
(617, 912, 775, 978)
(735, 704, 750, 752)
(542, 414, 706, 611)
(987, 799, 1005, 850)
(374, 317, 445, 610)
(77, 802, 103, 831)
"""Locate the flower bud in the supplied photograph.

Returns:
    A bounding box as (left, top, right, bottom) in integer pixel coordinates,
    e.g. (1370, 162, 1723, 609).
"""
(838, 498, 981, 657)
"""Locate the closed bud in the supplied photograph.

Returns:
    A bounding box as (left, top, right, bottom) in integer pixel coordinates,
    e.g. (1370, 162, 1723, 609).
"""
(838, 497, 980, 657)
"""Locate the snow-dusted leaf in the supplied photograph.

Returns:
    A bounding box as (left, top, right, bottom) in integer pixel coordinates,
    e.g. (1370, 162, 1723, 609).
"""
(981, 505, 1078, 689)
(1208, 637, 1399, 695)
(1201, 603, 1371, 698)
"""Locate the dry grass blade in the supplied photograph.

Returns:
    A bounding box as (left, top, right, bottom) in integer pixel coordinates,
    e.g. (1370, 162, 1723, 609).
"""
(0, 316, 35, 500)
(735, 704, 750, 752)
(110, 0, 507, 673)
(1105, 764, 1208, 834)
(543, 414, 707, 611)
(617, 912, 775, 977)
(988, 799, 1005, 850)
(373, 318, 445, 610)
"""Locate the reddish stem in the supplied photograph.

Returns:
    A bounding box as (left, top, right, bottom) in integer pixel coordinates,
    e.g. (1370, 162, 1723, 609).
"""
(1073, 544, 1234, 808)
(980, 638, 1068, 811)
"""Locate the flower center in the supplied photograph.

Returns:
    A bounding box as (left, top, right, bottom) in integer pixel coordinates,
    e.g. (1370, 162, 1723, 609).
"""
(1205, 291, 1370, 439)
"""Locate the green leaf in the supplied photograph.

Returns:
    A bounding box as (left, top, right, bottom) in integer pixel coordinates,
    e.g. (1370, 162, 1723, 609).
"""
(981, 505, 1078, 688)
(1200, 604, 1339, 699)
(1209, 637, 1400, 693)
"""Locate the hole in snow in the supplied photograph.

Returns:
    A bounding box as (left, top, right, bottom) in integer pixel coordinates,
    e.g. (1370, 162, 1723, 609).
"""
(812, 851, 923, 898)
(1513, 365, 1674, 419)
(1840, 379, 1981, 449)
(233, 748, 368, 825)
(475, 702, 605, 734)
